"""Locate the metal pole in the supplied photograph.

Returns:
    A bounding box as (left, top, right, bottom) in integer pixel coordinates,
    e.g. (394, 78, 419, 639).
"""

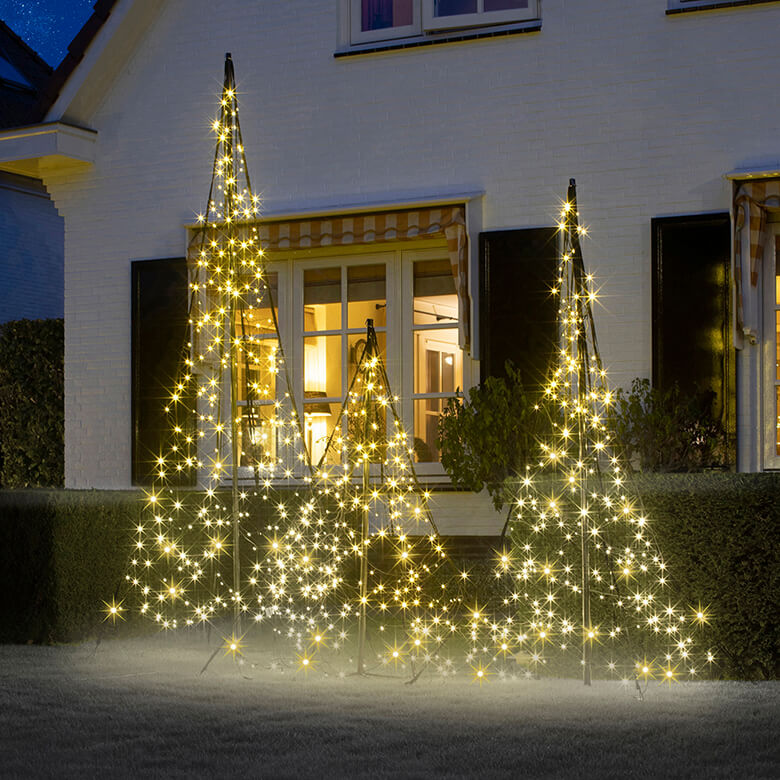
(356, 320, 375, 675)
(356, 455, 370, 675)
(567, 179, 591, 686)
(223, 53, 242, 634)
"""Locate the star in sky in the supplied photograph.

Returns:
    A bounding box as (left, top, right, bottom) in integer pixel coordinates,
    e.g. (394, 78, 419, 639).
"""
(0, 0, 94, 66)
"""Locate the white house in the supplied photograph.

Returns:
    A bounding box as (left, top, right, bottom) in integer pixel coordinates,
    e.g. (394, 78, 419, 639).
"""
(1, 0, 778, 529)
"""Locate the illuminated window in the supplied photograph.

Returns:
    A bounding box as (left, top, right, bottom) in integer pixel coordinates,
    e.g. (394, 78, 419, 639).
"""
(246, 248, 468, 472)
(235, 272, 280, 468)
(412, 258, 461, 462)
(303, 263, 387, 465)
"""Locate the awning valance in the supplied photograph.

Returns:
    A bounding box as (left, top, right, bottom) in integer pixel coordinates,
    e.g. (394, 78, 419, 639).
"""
(188, 205, 470, 350)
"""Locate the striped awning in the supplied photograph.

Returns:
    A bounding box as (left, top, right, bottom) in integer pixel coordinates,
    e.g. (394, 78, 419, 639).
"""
(189, 205, 470, 350)
(733, 178, 780, 347)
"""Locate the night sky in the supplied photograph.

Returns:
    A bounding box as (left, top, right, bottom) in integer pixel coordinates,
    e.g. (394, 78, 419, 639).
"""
(0, 0, 94, 66)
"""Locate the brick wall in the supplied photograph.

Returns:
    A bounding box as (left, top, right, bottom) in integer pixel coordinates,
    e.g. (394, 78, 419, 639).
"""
(0, 173, 63, 323)
(41, 0, 780, 488)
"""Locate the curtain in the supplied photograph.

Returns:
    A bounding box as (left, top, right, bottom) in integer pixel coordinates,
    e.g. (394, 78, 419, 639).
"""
(733, 178, 780, 348)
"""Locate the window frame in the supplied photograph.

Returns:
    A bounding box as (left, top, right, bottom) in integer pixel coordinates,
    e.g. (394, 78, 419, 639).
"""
(236, 242, 470, 480)
(345, 0, 540, 46)
(423, 0, 539, 32)
(667, 0, 778, 12)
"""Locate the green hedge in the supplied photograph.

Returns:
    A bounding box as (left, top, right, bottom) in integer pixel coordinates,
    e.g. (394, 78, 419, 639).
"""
(0, 476, 777, 679)
(0, 490, 142, 643)
(634, 473, 779, 680)
(0, 319, 64, 487)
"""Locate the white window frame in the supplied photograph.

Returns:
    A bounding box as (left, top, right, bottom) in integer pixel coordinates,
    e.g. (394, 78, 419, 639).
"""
(762, 227, 780, 469)
(249, 243, 472, 480)
(423, 0, 539, 32)
(345, 0, 539, 46)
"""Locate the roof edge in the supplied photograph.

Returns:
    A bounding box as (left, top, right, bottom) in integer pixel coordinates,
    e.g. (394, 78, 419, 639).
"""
(33, 0, 120, 122)
(0, 19, 53, 77)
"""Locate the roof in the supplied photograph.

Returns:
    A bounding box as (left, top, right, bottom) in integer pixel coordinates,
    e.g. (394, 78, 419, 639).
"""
(34, 0, 120, 122)
(0, 0, 121, 129)
(0, 19, 52, 128)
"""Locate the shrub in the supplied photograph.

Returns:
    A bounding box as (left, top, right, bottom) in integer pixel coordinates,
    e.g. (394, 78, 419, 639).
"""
(0, 319, 64, 487)
(613, 378, 726, 472)
(438, 362, 538, 509)
(637, 473, 779, 680)
(1, 478, 776, 681)
(503, 473, 779, 680)
(0, 490, 142, 643)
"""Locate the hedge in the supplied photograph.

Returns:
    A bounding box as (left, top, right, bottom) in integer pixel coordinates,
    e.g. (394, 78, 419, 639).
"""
(0, 490, 142, 643)
(634, 473, 779, 680)
(0, 475, 777, 679)
(0, 319, 64, 488)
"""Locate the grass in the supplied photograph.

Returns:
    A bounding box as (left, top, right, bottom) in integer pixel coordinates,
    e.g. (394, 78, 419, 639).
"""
(0, 634, 777, 778)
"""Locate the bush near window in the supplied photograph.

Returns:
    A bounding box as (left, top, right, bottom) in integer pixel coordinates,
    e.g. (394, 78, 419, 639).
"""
(613, 378, 727, 472)
(438, 362, 539, 510)
(0, 319, 64, 488)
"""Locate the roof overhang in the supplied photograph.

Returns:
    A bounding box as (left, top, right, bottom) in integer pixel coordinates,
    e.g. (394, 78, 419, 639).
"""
(0, 121, 96, 177)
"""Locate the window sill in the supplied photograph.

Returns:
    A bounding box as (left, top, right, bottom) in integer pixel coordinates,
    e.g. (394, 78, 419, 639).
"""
(335, 21, 541, 59)
(667, 0, 779, 15)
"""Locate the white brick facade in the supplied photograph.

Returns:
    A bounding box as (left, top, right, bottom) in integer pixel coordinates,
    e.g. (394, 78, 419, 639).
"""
(23, 0, 780, 492)
(0, 173, 63, 323)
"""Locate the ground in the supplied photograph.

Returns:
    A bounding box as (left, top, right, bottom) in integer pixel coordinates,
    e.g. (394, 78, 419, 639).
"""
(1, 635, 777, 778)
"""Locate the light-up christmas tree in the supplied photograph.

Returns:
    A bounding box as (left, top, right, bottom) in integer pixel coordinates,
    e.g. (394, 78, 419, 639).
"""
(473, 180, 712, 685)
(121, 56, 708, 683)
(125, 55, 341, 647)
(123, 56, 454, 676)
(298, 320, 460, 677)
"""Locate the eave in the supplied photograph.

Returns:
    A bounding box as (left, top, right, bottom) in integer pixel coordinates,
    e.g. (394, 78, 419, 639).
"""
(0, 121, 96, 177)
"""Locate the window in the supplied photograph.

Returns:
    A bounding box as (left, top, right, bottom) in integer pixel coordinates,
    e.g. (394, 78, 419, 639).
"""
(251, 247, 466, 471)
(424, 0, 537, 32)
(301, 262, 388, 464)
(349, 0, 539, 45)
(235, 272, 282, 469)
(412, 258, 461, 461)
(651, 214, 734, 464)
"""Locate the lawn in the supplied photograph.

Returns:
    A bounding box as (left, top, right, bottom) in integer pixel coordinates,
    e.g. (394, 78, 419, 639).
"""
(1, 635, 776, 778)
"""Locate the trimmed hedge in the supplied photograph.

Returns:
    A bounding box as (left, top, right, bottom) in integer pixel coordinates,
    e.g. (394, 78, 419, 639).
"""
(634, 473, 779, 680)
(0, 319, 64, 487)
(0, 490, 142, 643)
(0, 476, 777, 679)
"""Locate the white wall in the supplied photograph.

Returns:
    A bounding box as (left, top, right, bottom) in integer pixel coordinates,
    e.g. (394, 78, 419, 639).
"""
(0, 173, 63, 323)
(42, 0, 780, 489)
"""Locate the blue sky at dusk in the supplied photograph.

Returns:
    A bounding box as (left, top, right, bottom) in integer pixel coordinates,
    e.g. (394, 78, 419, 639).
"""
(1, 0, 94, 66)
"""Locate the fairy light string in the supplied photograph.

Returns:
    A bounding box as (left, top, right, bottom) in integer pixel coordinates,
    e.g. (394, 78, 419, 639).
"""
(122, 55, 710, 683)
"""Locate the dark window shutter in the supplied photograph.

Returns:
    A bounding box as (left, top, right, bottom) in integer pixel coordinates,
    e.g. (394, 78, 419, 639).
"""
(131, 257, 193, 486)
(479, 228, 559, 392)
(651, 213, 734, 457)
